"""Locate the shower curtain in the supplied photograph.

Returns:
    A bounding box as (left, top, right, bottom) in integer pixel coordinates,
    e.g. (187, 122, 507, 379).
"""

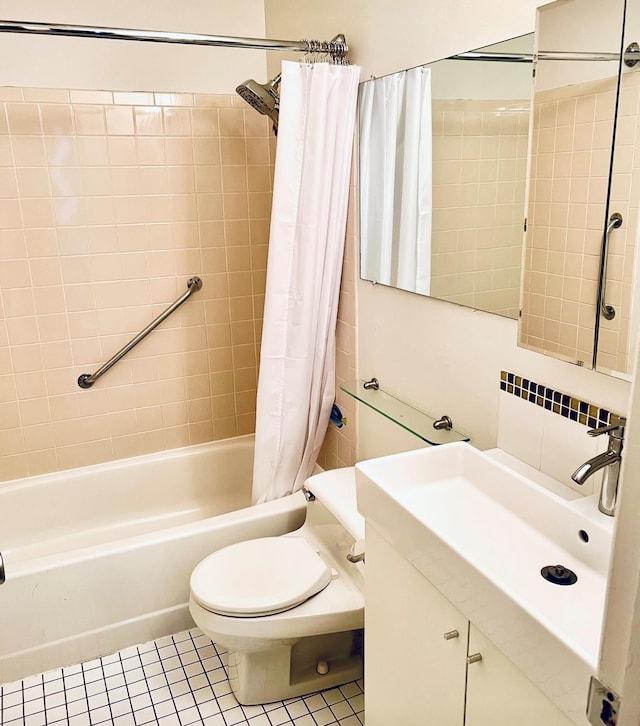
(251, 60, 361, 504)
(359, 66, 432, 294)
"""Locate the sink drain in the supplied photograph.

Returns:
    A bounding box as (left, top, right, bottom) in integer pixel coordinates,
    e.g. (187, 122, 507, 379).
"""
(541, 564, 578, 586)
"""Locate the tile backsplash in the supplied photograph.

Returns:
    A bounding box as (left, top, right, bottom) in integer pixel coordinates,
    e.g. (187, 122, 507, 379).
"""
(499, 370, 614, 428)
(498, 370, 617, 495)
(0, 87, 275, 482)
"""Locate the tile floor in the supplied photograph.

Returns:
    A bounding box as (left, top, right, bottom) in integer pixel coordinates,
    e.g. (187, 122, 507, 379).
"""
(0, 630, 365, 726)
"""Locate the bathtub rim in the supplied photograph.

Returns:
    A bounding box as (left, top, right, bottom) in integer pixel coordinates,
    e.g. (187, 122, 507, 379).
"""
(0, 433, 256, 494)
(3, 489, 308, 576)
(0, 487, 308, 685)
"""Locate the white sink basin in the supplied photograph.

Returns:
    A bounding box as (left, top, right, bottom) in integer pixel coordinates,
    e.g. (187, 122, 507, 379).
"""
(356, 442, 614, 725)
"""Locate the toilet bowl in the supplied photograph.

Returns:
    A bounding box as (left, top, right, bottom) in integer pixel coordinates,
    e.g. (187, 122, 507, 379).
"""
(189, 467, 365, 705)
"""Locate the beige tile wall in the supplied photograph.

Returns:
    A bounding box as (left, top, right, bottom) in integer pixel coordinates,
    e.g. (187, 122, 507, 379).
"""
(598, 70, 640, 373)
(0, 87, 275, 483)
(317, 172, 358, 471)
(430, 99, 529, 319)
(520, 75, 618, 366)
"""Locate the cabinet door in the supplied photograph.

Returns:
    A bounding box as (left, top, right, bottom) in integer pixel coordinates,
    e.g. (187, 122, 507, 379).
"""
(365, 524, 468, 726)
(465, 625, 574, 726)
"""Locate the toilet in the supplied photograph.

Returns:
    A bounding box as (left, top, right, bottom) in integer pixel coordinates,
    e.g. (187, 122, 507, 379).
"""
(189, 467, 365, 705)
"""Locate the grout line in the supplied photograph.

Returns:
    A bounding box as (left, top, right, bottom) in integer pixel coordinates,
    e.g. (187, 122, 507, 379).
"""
(1, 629, 364, 726)
(58, 668, 71, 725)
(186, 629, 232, 724)
(152, 637, 185, 724)
(95, 655, 116, 725)
(119, 647, 159, 726)
(169, 630, 210, 725)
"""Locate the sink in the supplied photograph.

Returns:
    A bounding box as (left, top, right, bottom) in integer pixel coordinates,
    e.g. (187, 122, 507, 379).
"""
(356, 442, 614, 725)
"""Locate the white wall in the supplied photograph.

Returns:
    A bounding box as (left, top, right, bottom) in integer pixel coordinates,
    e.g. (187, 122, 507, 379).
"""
(0, 0, 267, 93)
(266, 0, 541, 80)
(266, 0, 631, 456)
(536, 0, 626, 91)
(358, 285, 630, 453)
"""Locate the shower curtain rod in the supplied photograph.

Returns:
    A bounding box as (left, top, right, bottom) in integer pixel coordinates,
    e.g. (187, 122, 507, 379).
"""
(451, 48, 640, 64)
(0, 20, 348, 58)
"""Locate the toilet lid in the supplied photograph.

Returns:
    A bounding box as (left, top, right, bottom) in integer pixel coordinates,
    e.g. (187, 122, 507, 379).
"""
(190, 537, 333, 617)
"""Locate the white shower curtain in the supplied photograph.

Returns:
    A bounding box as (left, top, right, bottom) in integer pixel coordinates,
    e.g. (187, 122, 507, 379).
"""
(359, 66, 432, 294)
(251, 60, 361, 504)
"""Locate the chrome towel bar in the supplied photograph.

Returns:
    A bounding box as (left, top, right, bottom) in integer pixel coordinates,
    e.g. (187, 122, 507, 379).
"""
(77, 276, 202, 389)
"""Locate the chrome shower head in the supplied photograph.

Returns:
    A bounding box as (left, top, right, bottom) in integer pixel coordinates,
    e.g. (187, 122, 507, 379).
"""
(235, 73, 281, 133)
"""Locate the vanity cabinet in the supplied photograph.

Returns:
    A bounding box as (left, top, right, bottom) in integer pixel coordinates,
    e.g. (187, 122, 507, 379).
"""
(365, 525, 574, 726)
(465, 626, 573, 726)
(365, 522, 468, 725)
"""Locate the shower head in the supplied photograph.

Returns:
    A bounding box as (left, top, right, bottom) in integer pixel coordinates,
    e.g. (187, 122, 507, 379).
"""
(235, 73, 281, 133)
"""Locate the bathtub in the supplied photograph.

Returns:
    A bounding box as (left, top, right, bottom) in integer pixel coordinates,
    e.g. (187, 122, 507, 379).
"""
(0, 434, 307, 684)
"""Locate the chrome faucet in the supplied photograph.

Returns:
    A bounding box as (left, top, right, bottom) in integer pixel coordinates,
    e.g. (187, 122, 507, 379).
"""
(571, 414, 626, 516)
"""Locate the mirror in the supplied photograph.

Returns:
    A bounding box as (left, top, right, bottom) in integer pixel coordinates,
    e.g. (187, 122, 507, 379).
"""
(596, 1, 640, 376)
(518, 0, 634, 376)
(359, 34, 534, 319)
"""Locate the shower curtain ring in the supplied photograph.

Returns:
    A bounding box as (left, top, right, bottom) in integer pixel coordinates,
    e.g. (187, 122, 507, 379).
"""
(301, 39, 311, 65)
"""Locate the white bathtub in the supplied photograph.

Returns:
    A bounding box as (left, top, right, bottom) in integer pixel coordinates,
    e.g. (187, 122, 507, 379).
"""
(0, 434, 307, 684)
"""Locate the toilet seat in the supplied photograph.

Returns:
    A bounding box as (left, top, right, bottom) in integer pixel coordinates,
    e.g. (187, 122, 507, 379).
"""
(190, 536, 333, 617)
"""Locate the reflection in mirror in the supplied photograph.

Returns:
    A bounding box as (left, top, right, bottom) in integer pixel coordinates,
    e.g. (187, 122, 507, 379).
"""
(518, 0, 627, 371)
(359, 34, 534, 319)
(596, 3, 640, 377)
(359, 66, 433, 295)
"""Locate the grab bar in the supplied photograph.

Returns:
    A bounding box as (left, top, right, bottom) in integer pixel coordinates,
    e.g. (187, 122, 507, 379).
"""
(0, 551, 5, 584)
(78, 276, 203, 389)
(599, 213, 622, 321)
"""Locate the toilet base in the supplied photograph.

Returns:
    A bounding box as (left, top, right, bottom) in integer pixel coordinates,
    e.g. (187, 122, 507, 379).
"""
(225, 629, 364, 705)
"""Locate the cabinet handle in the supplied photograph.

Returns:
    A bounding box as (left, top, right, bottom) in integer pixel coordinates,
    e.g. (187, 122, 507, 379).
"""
(467, 653, 483, 664)
(443, 630, 459, 640)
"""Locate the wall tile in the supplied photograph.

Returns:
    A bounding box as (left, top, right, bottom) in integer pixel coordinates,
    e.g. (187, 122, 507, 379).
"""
(0, 86, 274, 483)
(497, 392, 545, 469)
(6, 103, 42, 135)
(430, 98, 527, 318)
(520, 73, 638, 372)
(498, 370, 622, 497)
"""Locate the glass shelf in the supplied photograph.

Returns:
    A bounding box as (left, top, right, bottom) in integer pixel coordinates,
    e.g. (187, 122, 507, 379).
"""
(340, 379, 470, 446)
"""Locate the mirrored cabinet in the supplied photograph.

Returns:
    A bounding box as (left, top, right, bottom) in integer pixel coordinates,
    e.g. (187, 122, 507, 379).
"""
(518, 0, 637, 378)
(595, 3, 640, 377)
(357, 0, 640, 380)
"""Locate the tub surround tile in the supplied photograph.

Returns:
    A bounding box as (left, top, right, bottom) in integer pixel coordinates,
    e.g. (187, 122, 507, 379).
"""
(0, 87, 274, 482)
(0, 83, 356, 481)
(317, 171, 358, 472)
(0, 629, 365, 726)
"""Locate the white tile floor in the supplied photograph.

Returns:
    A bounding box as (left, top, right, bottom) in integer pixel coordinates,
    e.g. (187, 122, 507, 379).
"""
(0, 629, 365, 726)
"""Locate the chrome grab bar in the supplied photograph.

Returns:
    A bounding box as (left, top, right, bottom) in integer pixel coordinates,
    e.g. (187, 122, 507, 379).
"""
(599, 213, 622, 321)
(78, 277, 202, 389)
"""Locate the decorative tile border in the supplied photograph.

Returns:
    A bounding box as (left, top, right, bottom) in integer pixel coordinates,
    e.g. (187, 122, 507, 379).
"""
(500, 370, 614, 428)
